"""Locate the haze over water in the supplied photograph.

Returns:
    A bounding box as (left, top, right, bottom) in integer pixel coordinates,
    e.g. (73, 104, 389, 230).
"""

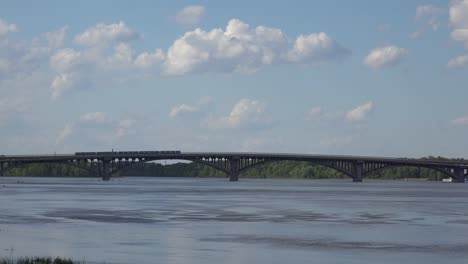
(1, 177, 468, 264)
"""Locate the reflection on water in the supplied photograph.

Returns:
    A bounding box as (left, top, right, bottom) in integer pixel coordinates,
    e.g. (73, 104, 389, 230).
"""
(1, 177, 468, 264)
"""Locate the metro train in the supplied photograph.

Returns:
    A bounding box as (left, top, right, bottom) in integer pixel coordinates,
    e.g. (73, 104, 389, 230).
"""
(75, 151, 181, 155)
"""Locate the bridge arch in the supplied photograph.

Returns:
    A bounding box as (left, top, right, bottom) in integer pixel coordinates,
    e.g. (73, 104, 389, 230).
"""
(237, 159, 354, 179)
(109, 157, 230, 177)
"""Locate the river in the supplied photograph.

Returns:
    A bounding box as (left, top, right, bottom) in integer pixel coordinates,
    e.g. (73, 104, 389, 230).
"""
(1, 177, 467, 264)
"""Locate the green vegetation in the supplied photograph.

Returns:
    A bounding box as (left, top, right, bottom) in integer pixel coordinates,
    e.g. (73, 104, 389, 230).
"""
(0, 257, 79, 264)
(2, 156, 462, 181)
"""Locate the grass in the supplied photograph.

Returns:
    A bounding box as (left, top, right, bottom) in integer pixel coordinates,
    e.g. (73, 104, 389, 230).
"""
(0, 257, 80, 264)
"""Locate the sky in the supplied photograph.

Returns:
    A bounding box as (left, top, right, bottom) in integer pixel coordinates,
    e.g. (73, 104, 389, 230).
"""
(0, 0, 468, 158)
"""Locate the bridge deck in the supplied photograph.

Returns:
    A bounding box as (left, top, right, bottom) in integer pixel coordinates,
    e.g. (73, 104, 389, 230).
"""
(1, 152, 467, 167)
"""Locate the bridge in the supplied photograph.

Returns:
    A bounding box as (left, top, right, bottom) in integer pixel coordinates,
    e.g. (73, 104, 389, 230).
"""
(0, 152, 467, 182)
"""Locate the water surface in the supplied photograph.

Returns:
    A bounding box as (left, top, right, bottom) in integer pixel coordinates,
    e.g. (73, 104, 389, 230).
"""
(1, 177, 467, 264)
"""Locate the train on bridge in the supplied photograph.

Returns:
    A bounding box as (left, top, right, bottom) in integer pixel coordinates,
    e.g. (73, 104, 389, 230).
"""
(75, 151, 181, 155)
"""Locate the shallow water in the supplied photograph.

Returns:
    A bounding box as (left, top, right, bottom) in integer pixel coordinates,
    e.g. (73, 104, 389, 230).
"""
(1, 177, 468, 264)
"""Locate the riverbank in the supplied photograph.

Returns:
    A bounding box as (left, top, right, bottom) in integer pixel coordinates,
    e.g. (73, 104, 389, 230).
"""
(0, 257, 79, 264)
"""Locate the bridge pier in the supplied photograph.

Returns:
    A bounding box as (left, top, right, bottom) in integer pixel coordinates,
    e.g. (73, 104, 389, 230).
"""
(101, 159, 111, 181)
(229, 158, 240, 182)
(352, 161, 363, 182)
(454, 167, 465, 183)
(0, 162, 3, 176)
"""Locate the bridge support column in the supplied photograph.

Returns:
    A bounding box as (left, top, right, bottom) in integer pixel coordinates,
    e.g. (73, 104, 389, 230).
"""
(101, 159, 111, 181)
(228, 158, 240, 182)
(352, 161, 363, 182)
(0, 162, 4, 176)
(454, 167, 465, 183)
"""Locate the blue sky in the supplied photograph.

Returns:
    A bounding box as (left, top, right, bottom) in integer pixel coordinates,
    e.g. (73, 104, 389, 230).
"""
(1, 0, 467, 158)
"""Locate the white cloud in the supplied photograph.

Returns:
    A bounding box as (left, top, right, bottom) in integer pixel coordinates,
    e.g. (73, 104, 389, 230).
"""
(415, 4, 445, 31)
(108, 42, 134, 65)
(447, 54, 468, 68)
(286, 33, 350, 63)
(44, 19, 348, 98)
(169, 104, 199, 118)
(74, 21, 139, 46)
(48, 22, 166, 99)
(450, 0, 468, 48)
(169, 96, 213, 118)
(49, 41, 162, 99)
(0, 18, 17, 36)
(345, 101, 374, 122)
(49, 48, 92, 99)
(363, 46, 407, 69)
(134, 48, 165, 68)
(452, 115, 468, 125)
(50, 48, 84, 72)
(209, 98, 271, 129)
(50, 73, 91, 100)
(176, 5, 206, 27)
(162, 19, 349, 75)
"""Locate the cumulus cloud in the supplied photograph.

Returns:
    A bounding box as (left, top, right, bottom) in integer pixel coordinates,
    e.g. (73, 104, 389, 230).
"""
(134, 48, 165, 68)
(363, 46, 407, 69)
(169, 96, 213, 118)
(162, 19, 349, 75)
(209, 98, 271, 129)
(45, 19, 349, 98)
(108, 42, 134, 65)
(0, 18, 18, 36)
(452, 115, 468, 125)
(50, 73, 91, 100)
(286, 33, 350, 63)
(49, 22, 165, 99)
(345, 101, 374, 122)
(74, 21, 139, 46)
(447, 54, 468, 68)
(450, 0, 468, 48)
(176, 5, 206, 27)
(169, 104, 199, 118)
(49, 48, 93, 99)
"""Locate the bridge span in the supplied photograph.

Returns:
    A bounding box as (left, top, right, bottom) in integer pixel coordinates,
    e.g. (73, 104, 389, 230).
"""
(1, 152, 467, 182)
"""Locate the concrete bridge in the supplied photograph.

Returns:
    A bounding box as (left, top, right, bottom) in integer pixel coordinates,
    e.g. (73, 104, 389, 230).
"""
(1, 151, 467, 182)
